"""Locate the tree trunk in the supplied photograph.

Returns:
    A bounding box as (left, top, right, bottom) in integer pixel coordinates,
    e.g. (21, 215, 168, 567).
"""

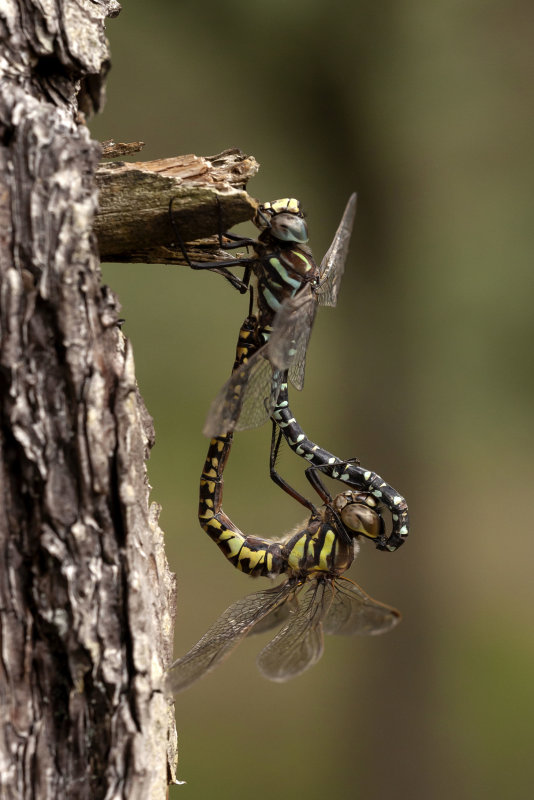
(0, 2, 178, 797)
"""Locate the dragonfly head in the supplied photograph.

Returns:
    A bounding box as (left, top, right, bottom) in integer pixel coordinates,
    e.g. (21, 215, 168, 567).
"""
(333, 491, 385, 543)
(255, 198, 309, 244)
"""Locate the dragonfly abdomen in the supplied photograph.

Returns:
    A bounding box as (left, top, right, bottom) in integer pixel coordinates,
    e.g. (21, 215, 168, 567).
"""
(199, 435, 285, 577)
(272, 382, 410, 552)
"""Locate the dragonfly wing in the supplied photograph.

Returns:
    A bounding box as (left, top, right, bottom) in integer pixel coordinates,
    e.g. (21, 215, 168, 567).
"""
(267, 288, 317, 391)
(248, 593, 298, 635)
(323, 576, 401, 636)
(318, 193, 357, 308)
(256, 579, 333, 682)
(203, 346, 276, 437)
(166, 581, 295, 694)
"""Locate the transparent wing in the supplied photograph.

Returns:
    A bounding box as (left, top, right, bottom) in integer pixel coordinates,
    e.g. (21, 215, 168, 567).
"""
(256, 579, 333, 682)
(166, 581, 295, 694)
(203, 347, 283, 437)
(248, 593, 298, 635)
(317, 193, 357, 308)
(266, 287, 317, 391)
(323, 576, 401, 636)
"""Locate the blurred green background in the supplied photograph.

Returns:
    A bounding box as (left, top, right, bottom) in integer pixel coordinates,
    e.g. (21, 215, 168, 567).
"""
(90, 1, 533, 798)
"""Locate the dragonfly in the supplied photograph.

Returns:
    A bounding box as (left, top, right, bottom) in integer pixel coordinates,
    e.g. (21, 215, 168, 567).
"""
(212, 315, 410, 552)
(170, 193, 357, 437)
(166, 431, 401, 693)
(173, 193, 410, 550)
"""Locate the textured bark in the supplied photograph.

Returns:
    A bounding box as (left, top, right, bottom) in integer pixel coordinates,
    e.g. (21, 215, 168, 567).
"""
(100, 140, 146, 158)
(95, 148, 259, 264)
(0, 2, 177, 798)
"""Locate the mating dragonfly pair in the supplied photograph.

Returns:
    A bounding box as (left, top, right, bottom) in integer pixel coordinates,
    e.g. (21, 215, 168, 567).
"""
(167, 192, 408, 690)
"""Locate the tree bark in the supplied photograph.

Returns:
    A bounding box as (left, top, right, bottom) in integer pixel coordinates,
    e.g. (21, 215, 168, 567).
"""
(94, 148, 259, 264)
(0, 2, 178, 797)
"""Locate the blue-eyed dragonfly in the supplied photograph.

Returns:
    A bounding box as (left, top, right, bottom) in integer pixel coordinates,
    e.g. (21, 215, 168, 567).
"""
(171, 194, 356, 435)
(171, 193, 409, 550)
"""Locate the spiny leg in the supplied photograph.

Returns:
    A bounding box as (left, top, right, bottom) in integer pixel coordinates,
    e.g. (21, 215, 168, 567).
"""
(167, 196, 253, 293)
(303, 461, 333, 505)
(269, 420, 318, 515)
(214, 195, 257, 252)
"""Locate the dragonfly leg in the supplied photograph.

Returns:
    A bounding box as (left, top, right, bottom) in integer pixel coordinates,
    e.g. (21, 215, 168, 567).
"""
(214, 195, 257, 250)
(303, 463, 332, 505)
(168, 197, 254, 293)
(269, 421, 318, 514)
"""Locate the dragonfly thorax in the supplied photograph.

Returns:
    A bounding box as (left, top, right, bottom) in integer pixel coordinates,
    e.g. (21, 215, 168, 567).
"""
(282, 509, 356, 578)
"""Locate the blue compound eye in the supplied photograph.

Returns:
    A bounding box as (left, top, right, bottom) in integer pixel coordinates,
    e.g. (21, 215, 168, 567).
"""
(270, 212, 308, 243)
